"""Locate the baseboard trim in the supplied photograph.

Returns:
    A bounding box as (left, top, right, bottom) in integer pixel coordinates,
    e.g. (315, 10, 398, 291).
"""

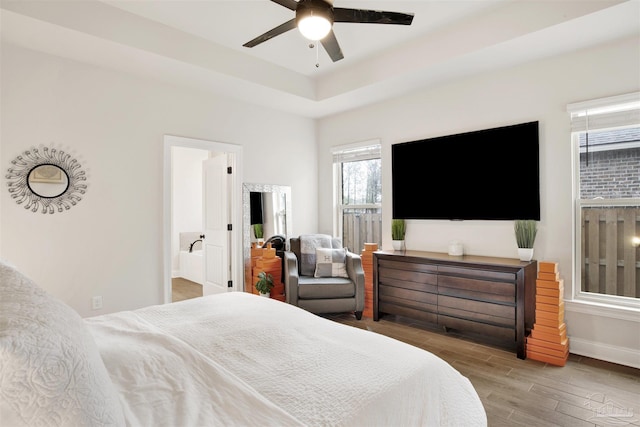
(171, 269, 180, 278)
(569, 336, 640, 369)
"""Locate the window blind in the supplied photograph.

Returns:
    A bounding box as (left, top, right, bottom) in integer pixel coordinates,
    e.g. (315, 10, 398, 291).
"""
(567, 92, 640, 132)
(332, 141, 381, 163)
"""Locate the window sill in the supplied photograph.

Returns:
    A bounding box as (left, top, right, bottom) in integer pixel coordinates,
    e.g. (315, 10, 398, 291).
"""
(565, 298, 640, 323)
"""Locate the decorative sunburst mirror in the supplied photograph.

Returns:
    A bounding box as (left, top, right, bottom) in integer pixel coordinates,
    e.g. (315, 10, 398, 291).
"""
(6, 146, 88, 214)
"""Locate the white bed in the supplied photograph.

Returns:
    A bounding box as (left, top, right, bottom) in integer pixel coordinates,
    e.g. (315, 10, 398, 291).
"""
(0, 260, 486, 426)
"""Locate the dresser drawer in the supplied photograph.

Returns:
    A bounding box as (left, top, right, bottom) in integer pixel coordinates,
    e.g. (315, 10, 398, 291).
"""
(438, 295, 515, 328)
(438, 275, 516, 304)
(379, 259, 437, 274)
(438, 265, 516, 282)
(379, 276, 438, 294)
(438, 314, 515, 341)
(379, 301, 438, 324)
(379, 265, 437, 284)
(380, 285, 437, 309)
(379, 267, 437, 293)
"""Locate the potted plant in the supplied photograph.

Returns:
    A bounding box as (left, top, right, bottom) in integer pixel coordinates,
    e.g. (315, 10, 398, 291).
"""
(253, 223, 264, 245)
(514, 219, 537, 261)
(391, 219, 406, 251)
(255, 271, 274, 297)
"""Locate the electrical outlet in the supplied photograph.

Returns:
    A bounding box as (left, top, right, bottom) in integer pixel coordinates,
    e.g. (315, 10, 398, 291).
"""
(91, 296, 103, 310)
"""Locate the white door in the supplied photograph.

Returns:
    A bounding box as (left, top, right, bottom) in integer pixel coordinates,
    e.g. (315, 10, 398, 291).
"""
(202, 155, 230, 295)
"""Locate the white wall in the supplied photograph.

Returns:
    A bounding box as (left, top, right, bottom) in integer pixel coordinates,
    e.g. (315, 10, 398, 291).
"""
(0, 44, 317, 317)
(317, 36, 640, 367)
(170, 146, 208, 276)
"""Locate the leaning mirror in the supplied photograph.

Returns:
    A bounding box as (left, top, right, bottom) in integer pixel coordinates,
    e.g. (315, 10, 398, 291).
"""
(242, 183, 292, 291)
(6, 146, 87, 214)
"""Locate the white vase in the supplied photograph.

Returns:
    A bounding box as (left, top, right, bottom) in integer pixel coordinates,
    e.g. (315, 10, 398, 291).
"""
(517, 248, 534, 261)
(448, 241, 464, 256)
(259, 292, 270, 298)
(392, 240, 405, 251)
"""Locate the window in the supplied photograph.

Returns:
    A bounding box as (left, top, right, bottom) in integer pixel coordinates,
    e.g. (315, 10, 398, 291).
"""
(568, 92, 640, 308)
(332, 142, 382, 253)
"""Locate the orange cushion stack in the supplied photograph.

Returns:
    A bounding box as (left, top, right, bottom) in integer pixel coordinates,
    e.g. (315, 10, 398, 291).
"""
(526, 261, 569, 366)
(360, 243, 378, 318)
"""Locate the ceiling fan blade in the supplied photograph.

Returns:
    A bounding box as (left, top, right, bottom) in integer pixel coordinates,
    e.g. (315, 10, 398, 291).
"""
(270, 0, 298, 11)
(243, 19, 297, 48)
(333, 8, 414, 25)
(321, 30, 344, 62)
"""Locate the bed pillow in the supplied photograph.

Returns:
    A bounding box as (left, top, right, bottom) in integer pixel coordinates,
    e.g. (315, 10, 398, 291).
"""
(314, 247, 349, 278)
(0, 259, 124, 427)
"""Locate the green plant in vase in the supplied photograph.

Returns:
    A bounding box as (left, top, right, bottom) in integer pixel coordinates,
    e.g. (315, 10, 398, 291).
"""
(255, 271, 274, 297)
(253, 223, 264, 243)
(514, 219, 537, 261)
(391, 219, 406, 251)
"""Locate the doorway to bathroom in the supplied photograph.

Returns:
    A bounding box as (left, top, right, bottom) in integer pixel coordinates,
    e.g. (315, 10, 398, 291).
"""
(163, 135, 243, 304)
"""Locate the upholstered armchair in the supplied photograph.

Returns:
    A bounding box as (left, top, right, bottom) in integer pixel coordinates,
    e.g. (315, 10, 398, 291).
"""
(284, 234, 365, 320)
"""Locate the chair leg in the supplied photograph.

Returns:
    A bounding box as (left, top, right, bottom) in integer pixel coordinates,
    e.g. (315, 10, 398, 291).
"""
(355, 311, 362, 320)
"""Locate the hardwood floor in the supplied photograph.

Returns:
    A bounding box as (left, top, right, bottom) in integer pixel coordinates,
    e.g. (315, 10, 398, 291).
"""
(326, 313, 639, 427)
(169, 288, 638, 426)
(171, 277, 202, 302)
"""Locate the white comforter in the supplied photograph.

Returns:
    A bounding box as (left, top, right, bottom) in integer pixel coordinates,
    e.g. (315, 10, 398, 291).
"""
(86, 292, 486, 426)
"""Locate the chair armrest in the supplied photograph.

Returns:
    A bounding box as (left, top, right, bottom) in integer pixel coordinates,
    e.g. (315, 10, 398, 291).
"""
(284, 251, 299, 305)
(345, 251, 365, 312)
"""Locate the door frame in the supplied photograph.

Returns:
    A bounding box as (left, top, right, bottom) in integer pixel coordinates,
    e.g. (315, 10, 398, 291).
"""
(163, 135, 243, 303)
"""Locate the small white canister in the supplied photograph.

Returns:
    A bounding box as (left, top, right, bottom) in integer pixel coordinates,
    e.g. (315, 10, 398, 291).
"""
(448, 241, 464, 256)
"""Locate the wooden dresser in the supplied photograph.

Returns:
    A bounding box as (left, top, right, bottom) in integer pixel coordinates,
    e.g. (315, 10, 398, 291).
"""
(373, 250, 537, 359)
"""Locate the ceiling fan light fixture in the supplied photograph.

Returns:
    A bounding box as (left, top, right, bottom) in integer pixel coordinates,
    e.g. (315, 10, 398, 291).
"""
(298, 14, 331, 40)
(296, 0, 333, 41)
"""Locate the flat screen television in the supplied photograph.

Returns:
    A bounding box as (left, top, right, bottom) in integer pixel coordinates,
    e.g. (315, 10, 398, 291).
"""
(392, 121, 540, 220)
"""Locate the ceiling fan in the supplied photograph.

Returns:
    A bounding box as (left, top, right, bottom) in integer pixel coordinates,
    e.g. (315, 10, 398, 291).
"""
(243, 0, 414, 62)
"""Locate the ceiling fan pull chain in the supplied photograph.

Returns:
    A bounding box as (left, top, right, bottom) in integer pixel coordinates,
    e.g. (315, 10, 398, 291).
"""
(316, 41, 320, 68)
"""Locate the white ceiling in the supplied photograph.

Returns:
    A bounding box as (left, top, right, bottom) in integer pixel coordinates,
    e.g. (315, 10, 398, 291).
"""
(1, 0, 639, 118)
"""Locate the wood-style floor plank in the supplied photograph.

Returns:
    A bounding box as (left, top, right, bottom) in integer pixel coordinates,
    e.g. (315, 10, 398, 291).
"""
(171, 277, 202, 302)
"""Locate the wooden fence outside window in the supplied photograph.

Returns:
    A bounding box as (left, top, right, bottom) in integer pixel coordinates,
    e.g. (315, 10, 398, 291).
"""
(581, 206, 640, 298)
(342, 211, 382, 254)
